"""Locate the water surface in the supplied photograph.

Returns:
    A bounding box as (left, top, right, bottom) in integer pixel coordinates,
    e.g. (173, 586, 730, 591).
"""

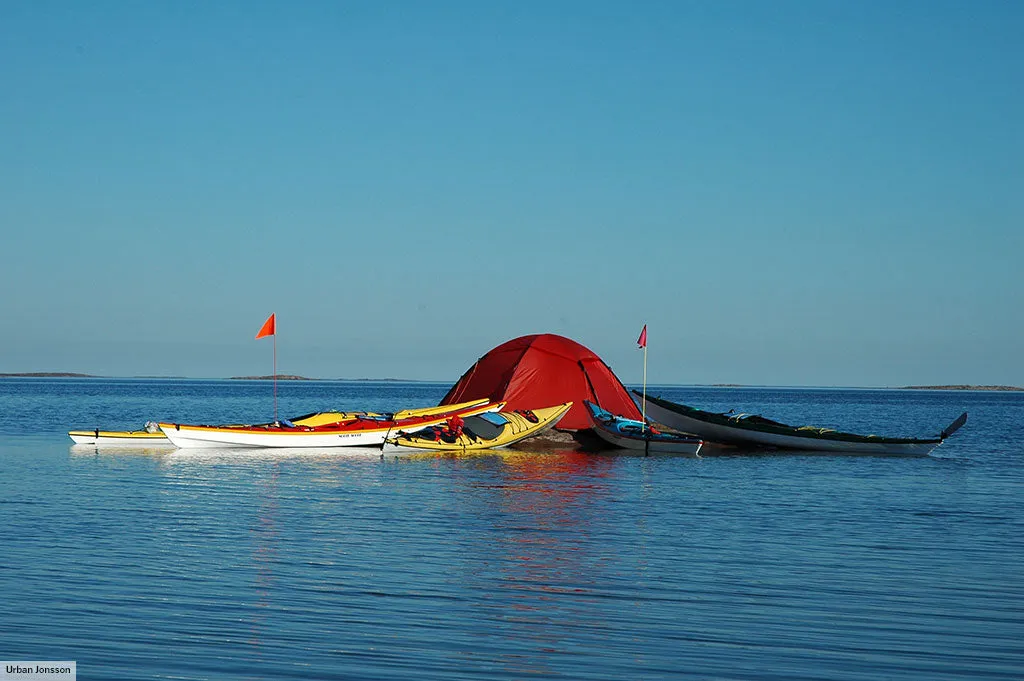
(1, 379, 1021, 680)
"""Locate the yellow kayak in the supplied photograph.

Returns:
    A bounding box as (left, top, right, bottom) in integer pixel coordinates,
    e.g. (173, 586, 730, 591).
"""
(69, 424, 172, 446)
(387, 402, 572, 452)
(288, 398, 493, 427)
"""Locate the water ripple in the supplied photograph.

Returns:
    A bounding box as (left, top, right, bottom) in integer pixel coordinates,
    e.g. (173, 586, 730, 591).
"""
(1, 381, 1022, 679)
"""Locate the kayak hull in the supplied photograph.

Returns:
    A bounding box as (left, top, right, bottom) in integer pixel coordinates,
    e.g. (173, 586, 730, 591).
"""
(69, 430, 172, 446)
(289, 399, 491, 427)
(635, 392, 955, 456)
(387, 403, 572, 451)
(585, 401, 703, 455)
(159, 401, 503, 449)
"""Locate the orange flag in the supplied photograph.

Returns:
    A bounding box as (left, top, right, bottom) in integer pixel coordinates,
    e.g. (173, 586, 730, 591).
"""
(637, 324, 647, 349)
(256, 313, 276, 339)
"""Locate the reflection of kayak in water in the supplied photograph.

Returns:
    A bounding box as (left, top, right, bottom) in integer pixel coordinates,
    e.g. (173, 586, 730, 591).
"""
(386, 403, 572, 451)
(69, 423, 172, 446)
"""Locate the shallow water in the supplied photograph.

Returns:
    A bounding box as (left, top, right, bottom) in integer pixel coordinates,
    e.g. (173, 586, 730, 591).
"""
(1, 379, 1022, 680)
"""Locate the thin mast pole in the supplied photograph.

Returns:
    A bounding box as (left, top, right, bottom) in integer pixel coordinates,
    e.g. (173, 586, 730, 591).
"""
(642, 343, 647, 433)
(273, 332, 278, 423)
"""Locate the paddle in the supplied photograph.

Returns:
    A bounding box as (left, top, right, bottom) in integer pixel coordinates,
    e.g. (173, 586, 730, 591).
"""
(940, 412, 968, 440)
(380, 424, 394, 458)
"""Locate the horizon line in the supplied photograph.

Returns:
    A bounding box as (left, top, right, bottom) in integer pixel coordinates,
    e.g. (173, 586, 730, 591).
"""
(0, 373, 1020, 391)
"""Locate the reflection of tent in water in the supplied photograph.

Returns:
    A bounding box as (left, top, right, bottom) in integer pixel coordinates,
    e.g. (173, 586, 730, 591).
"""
(440, 333, 642, 431)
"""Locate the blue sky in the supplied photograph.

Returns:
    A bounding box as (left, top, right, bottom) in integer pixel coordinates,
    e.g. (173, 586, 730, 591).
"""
(2, 1, 1021, 386)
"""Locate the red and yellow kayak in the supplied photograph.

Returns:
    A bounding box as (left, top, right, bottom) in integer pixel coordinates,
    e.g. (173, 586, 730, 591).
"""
(158, 400, 504, 449)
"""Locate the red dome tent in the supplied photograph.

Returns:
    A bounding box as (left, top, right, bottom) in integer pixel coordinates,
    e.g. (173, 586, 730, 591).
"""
(439, 334, 642, 431)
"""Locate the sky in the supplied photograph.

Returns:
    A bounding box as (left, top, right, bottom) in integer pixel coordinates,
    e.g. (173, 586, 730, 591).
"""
(1, 1, 1021, 386)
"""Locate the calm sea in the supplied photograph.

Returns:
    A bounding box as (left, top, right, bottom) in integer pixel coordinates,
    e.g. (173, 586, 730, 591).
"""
(1, 378, 1021, 680)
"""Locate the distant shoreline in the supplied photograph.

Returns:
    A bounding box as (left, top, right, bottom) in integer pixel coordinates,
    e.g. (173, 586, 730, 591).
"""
(0, 372, 440, 382)
(0, 372, 98, 378)
(1, 373, 1020, 391)
(899, 385, 1023, 391)
(227, 376, 433, 382)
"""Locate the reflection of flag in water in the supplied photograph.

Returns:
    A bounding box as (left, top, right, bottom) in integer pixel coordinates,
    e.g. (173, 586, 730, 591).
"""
(637, 324, 647, 349)
(256, 313, 276, 339)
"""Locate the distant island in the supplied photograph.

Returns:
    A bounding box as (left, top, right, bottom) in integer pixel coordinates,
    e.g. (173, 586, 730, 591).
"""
(6, 372, 1016, 391)
(0, 372, 97, 378)
(0, 372, 444, 381)
(352, 377, 416, 382)
(228, 376, 437, 382)
(901, 385, 1023, 391)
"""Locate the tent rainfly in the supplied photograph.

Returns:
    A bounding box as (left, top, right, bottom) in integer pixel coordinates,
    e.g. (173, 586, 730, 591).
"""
(440, 333, 642, 431)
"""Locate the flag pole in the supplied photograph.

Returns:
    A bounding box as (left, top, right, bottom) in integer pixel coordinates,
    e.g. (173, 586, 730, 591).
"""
(637, 323, 648, 435)
(274, 327, 278, 421)
(256, 313, 278, 424)
(642, 342, 647, 433)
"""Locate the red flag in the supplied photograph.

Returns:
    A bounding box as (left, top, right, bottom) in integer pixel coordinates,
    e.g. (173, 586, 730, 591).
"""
(256, 313, 276, 339)
(637, 324, 647, 349)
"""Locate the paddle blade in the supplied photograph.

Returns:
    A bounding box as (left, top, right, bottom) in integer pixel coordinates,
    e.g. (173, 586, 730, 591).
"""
(940, 412, 968, 439)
